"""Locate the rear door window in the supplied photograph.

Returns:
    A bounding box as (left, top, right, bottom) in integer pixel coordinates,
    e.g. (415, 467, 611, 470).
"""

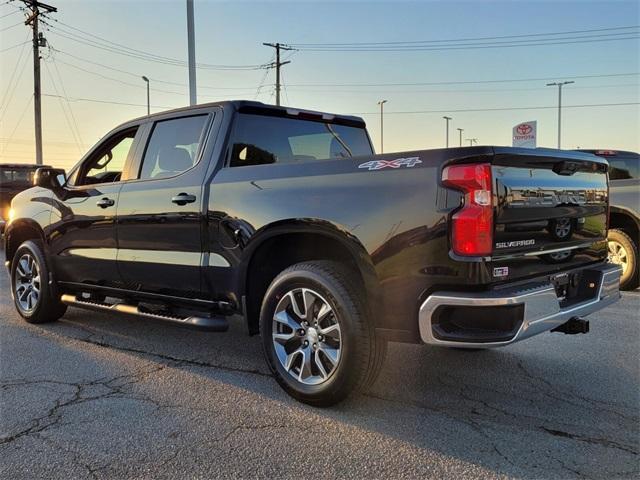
(228, 113, 372, 167)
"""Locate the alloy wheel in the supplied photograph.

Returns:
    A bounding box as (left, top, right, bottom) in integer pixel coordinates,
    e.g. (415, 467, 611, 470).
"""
(608, 240, 629, 275)
(272, 288, 342, 386)
(14, 253, 41, 313)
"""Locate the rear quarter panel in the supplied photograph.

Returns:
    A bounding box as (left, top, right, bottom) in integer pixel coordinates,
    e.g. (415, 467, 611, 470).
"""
(206, 148, 493, 340)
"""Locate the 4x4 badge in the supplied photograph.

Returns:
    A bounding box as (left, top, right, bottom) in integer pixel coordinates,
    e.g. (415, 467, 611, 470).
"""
(358, 157, 422, 171)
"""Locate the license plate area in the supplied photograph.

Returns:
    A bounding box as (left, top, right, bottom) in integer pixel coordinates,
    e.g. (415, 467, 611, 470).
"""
(552, 269, 601, 308)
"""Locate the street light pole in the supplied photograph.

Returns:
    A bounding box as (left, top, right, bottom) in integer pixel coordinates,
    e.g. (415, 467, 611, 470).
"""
(457, 128, 464, 147)
(141, 76, 150, 115)
(377, 100, 387, 153)
(546, 80, 574, 149)
(466, 138, 478, 146)
(186, 0, 197, 106)
(443, 116, 452, 148)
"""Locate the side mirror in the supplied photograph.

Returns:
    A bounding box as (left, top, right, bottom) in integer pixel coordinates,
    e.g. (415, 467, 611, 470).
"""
(34, 167, 66, 190)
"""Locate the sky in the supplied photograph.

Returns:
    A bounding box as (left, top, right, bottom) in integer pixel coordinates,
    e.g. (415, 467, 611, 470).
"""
(0, 0, 639, 170)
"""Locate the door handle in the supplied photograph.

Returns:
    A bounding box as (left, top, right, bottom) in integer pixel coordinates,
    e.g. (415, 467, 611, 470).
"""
(96, 197, 115, 208)
(171, 193, 196, 206)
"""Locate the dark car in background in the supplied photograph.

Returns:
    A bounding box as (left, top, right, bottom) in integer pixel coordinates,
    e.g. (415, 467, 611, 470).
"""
(0, 164, 49, 233)
(579, 150, 639, 290)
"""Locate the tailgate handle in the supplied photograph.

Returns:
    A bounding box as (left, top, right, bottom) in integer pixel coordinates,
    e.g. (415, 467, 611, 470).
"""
(553, 161, 579, 176)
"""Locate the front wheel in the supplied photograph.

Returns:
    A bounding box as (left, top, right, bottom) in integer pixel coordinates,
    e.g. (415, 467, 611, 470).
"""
(11, 240, 67, 323)
(260, 261, 386, 406)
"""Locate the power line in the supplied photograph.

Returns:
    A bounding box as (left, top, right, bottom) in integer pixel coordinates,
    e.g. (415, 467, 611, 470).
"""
(0, 20, 21, 32)
(50, 16, 270, 70)
(49, 48, 264, 92)
(0, 9, 20, 20)
(0, 95, 33, 157)
(49, 54, 187, 96)
(38, 94, 639, 116)
(291, 35, 640, 51)
(284, 83, 640, 95)
(45, 53, 260, 101)
(254, 64, 272, 100)
(284, 72, 640, 88)
(37, 46, 640, 93)
(46, 57, 85, 152)
(287, 26, 640, 51)
(289, 25, 640, 46)
(42, 93, 176, 109)
(348, 102, 640, 115)
(0, 33, 31, 124)
(0, 39, 30, 53)
(41, 17, 271, 71)
(290, 35, 640, 52)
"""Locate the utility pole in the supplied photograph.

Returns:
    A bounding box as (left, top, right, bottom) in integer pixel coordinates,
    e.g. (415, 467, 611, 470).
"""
(466, 138, 478, 146)
(22, 0, 57, 165)
(443, 116, 452, 148)
(186, 0, 197, 106)
(546, 80, 574, 149)
(377, 100, 387, 154)
(141, 76, 150, 115)
(457, 128, 464, 147)
(262, 43, 292, 106)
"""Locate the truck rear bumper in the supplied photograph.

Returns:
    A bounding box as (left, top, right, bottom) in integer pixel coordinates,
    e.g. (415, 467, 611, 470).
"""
(419, 263, 622, 348)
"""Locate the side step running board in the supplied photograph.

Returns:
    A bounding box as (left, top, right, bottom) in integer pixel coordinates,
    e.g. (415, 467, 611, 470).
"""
(60, 294, 229, 332)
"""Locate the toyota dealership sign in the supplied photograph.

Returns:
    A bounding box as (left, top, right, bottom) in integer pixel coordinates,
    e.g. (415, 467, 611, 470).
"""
(512, 121, 537, 148)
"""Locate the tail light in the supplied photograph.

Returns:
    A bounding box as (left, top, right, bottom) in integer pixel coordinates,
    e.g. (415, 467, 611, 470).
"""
(442, 163, 493, 256)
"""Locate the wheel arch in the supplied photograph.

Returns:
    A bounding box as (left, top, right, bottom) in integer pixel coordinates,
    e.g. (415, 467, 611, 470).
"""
(239, 219, 381, 335)
(609, 206, 639, 243)
(4, 219, 47, 269)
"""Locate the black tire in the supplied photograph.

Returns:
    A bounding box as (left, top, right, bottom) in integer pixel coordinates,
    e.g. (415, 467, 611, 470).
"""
(260, 261, 386, 407)
(608, 229, 638, 290)
(10, 240, 67, 324)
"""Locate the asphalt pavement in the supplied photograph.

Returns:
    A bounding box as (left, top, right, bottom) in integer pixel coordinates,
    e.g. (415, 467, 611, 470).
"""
(1, 262, 638, 479)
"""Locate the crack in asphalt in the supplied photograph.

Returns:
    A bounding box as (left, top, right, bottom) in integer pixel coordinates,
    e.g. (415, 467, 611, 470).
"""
(363, 368, 637, 478)
(0, 364, 171, 447)
(541, 427, 638, 455)
(438, 372, 639, 457)
(516, 360, 638, 423)
(219, 422, 293, 443)
(37, 434, 110, 480)
(40, 322, 274, 379)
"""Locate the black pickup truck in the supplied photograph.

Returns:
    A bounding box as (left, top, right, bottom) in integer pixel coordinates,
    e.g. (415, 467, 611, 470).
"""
(4, 101, 621, 405)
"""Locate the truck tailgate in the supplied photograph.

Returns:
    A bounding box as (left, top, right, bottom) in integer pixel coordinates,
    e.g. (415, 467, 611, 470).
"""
(490, 148, 609, 282)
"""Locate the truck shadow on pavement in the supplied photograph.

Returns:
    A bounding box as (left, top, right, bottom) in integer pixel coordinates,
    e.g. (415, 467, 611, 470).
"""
(17, 300, 637, 480)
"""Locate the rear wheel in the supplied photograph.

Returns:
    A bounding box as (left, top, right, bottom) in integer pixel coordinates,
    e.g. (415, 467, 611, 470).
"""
(11, 240, 67, 323)
(260, 261, 385, 406)
(608, 229, 638, 290)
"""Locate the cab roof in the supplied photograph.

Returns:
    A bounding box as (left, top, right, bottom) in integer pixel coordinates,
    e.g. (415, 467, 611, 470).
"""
(127, 100, 367, 129)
